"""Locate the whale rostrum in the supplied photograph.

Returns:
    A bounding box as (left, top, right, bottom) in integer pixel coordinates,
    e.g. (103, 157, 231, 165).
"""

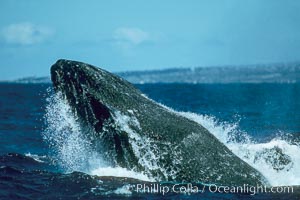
(50, 59, 268, 186)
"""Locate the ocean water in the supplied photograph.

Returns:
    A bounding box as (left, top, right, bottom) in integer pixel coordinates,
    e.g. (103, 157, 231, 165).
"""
(0, 83, 300, 199)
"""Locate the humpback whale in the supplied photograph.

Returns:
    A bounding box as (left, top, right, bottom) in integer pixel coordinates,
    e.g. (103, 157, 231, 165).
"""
(50, 59, 268, 186)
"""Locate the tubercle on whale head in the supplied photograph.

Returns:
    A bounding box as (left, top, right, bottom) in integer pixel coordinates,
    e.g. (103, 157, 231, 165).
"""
(51, 59, 98, 93)
(50, 59, 111, 133)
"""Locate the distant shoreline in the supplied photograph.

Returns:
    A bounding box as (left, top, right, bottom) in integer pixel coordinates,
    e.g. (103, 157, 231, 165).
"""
(1, 62, 300, 84)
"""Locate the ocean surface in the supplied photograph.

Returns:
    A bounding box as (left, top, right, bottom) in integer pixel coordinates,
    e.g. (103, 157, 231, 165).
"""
(0, 83, 300, 199)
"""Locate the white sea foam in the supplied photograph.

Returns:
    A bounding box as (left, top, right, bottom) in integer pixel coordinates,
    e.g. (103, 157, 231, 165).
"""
(90, 167, 150, 181)
(25, 153, 47, 163)
(179, 112, 300, 186)
(97, 185, 132, 196)
(113, 185, 132, 195)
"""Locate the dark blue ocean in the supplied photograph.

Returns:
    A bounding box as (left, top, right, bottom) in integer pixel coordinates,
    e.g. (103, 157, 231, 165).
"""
(1, 83, 300, 199)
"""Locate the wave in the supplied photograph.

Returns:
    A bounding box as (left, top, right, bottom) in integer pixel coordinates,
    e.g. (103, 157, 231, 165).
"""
(25, 153, 47, 163)
(43, 92, 300, 186)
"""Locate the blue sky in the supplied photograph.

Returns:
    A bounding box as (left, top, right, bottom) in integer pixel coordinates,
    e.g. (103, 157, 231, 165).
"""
(0, 0, 300, 79)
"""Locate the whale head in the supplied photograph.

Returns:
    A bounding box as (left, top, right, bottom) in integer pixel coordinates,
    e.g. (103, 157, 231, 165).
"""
(50, 59, 269, 185)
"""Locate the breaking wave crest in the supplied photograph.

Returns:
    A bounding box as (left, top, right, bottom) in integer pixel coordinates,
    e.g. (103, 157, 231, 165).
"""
(43, 92, 300, 186)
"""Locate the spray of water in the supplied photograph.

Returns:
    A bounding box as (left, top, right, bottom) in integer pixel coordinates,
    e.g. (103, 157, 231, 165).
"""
(43, 92, 107, 172)
(43, 92, 151, 181)
(180, 112, 300, 186)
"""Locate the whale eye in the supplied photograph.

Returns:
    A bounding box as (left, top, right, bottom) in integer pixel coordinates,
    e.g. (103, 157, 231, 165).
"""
(86, 93, 110, 132)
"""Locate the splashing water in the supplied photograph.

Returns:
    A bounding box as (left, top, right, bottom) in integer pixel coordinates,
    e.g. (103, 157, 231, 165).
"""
(43, 92, 151, 181)
(43, 92, 300, 186)
(43, 92, 107, 172)
(181, 112, 300, 186)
